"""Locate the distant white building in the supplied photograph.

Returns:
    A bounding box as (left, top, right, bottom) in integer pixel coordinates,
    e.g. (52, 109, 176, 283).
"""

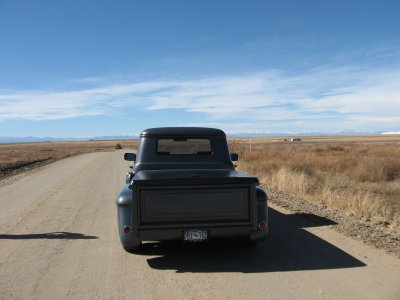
(290, 137, 301, 142)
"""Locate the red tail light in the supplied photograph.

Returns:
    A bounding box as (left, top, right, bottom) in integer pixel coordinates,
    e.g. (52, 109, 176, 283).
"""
(258, 221, 268, 231)
(123, 226, 132, 234)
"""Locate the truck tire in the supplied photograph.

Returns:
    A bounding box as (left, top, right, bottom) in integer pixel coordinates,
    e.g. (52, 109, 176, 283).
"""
(238, 237, 257, 247)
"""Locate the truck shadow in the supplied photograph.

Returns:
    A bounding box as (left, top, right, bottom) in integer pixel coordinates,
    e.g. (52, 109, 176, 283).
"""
(0, 232, 98, 239)
(140, 208, 366, 273)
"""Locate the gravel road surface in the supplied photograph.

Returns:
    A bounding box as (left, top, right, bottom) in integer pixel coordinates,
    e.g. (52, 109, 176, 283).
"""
(1, 151, 399, 299)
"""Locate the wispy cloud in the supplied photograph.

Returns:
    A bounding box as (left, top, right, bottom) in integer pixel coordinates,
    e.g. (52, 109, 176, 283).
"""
(0, 65, 399, 132)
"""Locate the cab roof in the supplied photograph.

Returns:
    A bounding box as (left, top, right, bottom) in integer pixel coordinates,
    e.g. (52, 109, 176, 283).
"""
(140, 127, 226, 137)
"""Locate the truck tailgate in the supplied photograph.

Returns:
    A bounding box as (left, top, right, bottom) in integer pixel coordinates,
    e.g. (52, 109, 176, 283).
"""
(137, 185, 251, 225)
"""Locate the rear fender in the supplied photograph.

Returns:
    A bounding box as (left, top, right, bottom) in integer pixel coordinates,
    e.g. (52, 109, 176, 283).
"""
(256, 186, 268, 227)
(116, 185, 141, 249)
(116, 185, 133, 208)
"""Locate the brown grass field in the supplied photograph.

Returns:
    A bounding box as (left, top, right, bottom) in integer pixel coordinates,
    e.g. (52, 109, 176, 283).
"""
(1, 135, 399, 230)
(0, 139, 138, 178)
(229, 135, 400, 230)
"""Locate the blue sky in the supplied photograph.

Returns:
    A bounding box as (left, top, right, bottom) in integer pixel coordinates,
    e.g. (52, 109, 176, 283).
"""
(0, 0, 399, 137)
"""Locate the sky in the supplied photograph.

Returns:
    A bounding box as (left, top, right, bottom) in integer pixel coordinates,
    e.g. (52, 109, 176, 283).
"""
(0, 0, 399, 137)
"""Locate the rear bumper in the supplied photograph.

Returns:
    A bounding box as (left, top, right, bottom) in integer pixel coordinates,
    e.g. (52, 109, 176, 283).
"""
(120, 225, 267, 245)
(141, 226, 251, 241)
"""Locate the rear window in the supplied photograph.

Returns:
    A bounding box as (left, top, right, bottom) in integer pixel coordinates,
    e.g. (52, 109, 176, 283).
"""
(157, 138, 212, 155)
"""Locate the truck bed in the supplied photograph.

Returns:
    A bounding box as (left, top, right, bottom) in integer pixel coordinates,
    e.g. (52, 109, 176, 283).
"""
(132, 169, 259, 186)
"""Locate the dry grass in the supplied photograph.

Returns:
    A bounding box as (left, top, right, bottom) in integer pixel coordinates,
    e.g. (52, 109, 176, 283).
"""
(0, 140, 138, 178)
(230, 137, 400, 230)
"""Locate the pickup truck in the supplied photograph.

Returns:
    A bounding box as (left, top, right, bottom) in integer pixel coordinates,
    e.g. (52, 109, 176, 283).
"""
(116, 127, 268, 251)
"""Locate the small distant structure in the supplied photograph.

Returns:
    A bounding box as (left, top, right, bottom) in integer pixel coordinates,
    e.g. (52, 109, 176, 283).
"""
(290, 137, 301, 142)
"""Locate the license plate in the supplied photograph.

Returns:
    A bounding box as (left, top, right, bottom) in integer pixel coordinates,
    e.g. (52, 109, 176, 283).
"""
(183, 230, 208, 242)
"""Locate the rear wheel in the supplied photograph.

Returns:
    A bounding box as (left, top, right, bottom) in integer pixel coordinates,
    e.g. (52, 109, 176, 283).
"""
(238, 237, 257, 247)
(243, 239, 257, 247)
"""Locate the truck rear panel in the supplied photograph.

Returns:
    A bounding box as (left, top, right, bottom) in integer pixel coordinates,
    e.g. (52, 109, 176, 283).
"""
(138, 185, 251, 226)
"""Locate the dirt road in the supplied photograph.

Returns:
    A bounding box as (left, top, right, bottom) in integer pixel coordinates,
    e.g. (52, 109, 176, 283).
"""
(1, 151, 399, 299)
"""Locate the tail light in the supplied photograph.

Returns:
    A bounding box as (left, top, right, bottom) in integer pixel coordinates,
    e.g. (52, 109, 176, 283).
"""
(123, 226, 132, 234)
(258, 221, 268, 231)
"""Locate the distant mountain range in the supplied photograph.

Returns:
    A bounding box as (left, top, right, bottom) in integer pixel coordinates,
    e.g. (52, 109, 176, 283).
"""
(0, 131, 398, 143)
(0, 135, 138, 143)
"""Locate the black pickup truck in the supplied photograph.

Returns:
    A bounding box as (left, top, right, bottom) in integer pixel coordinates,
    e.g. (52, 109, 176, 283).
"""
(116, 127, 268, 251)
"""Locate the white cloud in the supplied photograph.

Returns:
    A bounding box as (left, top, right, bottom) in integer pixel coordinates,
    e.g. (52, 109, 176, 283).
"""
(0, 66, 399, 132)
